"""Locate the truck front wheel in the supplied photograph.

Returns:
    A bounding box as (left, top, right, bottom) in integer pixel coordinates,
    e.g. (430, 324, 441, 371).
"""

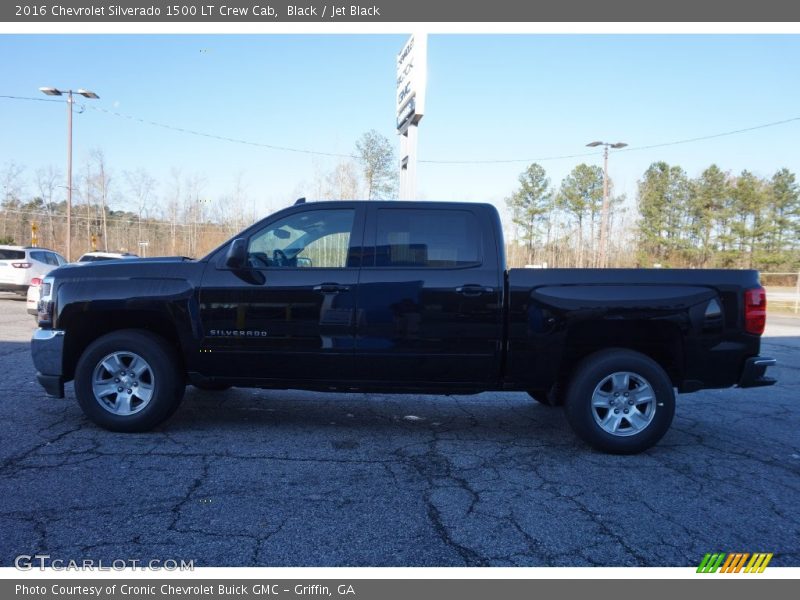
(74, 330, 185, 432)
(563, 349, 675, 454)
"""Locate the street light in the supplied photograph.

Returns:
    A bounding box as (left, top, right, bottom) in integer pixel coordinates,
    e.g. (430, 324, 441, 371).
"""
(39, 86, 100, 262)
(586, 140, 628, 268)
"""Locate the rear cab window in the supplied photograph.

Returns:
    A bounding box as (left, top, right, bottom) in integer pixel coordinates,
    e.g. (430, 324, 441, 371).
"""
(370, 208, 482, 268)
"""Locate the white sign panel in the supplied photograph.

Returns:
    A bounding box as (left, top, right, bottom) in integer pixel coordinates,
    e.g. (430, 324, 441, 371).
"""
(396, 33, 427, 130)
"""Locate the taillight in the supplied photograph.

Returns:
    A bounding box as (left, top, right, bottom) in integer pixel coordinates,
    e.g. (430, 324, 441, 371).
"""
(744, 286, 767, 335)
(11, 262, 31, 268)
(31, 277, 43, 286)
(37, 277, 55, 328)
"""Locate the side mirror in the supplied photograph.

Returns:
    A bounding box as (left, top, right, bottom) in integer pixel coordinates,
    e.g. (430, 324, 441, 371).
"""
(296, 257, 312, 268)
(225, 238, 248, 269)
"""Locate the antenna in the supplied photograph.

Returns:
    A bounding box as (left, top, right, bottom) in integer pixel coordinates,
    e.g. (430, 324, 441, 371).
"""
(294, 197, 306, 205)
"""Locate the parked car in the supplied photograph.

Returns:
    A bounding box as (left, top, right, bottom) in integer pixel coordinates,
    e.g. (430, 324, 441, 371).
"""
(26, 277, 45, 317)
(76, 251, 139, 262)
(0, 245, 65, 296)
(30, 201, 776, 454)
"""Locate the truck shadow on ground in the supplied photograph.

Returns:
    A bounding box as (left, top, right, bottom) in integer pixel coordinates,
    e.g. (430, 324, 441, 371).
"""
(171, 388, 571, 436)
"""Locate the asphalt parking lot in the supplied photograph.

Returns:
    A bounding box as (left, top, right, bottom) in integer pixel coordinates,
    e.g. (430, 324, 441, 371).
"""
(0, 294, 798, 567)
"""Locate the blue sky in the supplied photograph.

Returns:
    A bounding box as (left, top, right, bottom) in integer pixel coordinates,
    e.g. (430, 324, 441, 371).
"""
(1, 34, 799, 219)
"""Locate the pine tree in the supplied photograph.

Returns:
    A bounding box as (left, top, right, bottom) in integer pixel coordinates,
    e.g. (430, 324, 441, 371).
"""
(505, 163, 552, 263)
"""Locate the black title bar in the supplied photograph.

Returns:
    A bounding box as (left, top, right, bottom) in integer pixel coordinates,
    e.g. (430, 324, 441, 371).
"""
(3, 0, 800, 22)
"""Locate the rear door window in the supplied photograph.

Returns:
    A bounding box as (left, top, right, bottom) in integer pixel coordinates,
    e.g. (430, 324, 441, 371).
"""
(372, 209, 481, 268)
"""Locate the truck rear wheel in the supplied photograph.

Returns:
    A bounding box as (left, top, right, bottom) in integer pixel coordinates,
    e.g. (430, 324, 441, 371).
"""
(563, 349, 675, 454)
(74, 329, 185, 432)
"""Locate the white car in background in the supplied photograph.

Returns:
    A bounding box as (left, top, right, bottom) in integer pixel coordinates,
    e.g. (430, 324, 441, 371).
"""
(0, 245, 65, 299)
(26, 251, 139, 318)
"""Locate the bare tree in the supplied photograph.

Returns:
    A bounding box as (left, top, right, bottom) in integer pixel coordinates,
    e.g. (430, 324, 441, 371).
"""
(34, 166, 61, 251)
(91, 150, 112, 251)
(355, 130, 398, 199)
(1, 161, 25, 241)
(166, 168, 182, 255)
(184, 173, 207, 257)
(326, 161, 360, 200)
(81, 160, 93, 253)
(217, 172, 250, 235)
(124, 167, 156, 251)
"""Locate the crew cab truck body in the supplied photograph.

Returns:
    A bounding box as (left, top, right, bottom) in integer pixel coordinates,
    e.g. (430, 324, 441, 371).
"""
(31, 201, 776, 453)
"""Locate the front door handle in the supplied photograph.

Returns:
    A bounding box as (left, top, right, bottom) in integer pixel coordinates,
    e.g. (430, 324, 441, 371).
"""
(456, 284, 493, 297)
(313, 283, 350, 294)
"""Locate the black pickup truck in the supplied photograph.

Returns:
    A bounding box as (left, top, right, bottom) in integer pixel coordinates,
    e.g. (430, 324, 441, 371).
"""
(31, 200, 776, 453)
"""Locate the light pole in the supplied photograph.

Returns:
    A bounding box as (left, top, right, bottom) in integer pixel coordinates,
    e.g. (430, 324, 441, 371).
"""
(39, 87, 99, 262)
(586, 140, 627, 268)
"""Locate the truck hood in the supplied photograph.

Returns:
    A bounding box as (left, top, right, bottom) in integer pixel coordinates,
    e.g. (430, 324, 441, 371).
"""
(49, 256, 203, 282)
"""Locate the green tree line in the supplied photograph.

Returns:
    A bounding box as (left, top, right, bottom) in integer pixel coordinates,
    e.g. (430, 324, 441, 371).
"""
(637, 163, 799, 270)
(505, 161, 800, 271)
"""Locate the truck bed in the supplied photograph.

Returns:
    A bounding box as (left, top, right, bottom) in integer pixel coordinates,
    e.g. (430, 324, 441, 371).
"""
(505, 267, 762, 392)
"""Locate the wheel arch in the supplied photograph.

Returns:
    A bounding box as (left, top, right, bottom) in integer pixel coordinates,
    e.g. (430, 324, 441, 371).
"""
(558, 320, 684, 389)
(62, 311, 185, 382)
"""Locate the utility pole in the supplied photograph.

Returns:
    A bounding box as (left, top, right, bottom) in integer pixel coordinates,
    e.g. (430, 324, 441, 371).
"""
(586, 140, 627, 267)
(40, 87, 99, 261)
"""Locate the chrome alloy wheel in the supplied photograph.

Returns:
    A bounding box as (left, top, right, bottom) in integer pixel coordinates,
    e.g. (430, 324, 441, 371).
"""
(591, 371, 657, 437)
(91, 351, 155, 416)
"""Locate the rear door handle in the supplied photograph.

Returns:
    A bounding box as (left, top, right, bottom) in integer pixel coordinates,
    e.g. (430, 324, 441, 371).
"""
(313, 283, 350, 294)
(456, 284, 493, 296)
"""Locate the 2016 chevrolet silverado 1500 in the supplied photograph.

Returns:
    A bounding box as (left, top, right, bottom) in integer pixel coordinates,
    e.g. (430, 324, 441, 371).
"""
(31, 200, 777, 453)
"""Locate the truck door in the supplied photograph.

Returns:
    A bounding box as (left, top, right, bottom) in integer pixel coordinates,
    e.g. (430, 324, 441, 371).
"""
(354, 205, 503, 386)
(197, 205, 364, 383)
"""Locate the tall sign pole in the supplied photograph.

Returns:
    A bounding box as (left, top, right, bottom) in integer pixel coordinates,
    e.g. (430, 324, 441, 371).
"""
(397, 34, 427, 200)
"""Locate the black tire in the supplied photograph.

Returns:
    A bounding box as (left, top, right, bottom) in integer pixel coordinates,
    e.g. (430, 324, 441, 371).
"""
(563, 348, 675, 454)
(192, 381, 232, 391)
(74, 329, 185, 432)
(527, 382, 566, 407)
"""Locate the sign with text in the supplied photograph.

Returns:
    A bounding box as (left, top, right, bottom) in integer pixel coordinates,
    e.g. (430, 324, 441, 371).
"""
(396, 33, 426, 131)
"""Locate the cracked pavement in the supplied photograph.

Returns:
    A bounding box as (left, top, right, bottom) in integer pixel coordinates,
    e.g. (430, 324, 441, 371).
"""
(1, 295, 798, 567)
